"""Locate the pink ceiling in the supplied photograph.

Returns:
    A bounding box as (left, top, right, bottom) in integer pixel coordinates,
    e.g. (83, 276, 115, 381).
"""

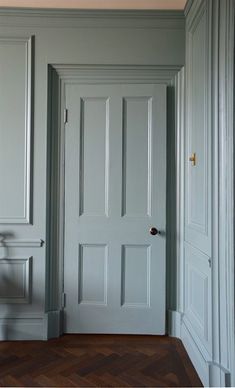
(0, 0, 186, 9)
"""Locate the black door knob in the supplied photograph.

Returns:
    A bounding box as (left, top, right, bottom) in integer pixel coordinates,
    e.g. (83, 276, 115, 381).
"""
(149, 227, 160, 236)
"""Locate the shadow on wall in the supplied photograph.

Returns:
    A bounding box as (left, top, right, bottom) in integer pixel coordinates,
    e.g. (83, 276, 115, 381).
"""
(0, 233, 42, 340)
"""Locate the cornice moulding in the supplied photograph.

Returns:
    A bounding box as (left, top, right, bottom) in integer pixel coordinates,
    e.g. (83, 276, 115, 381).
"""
(0, 7, 185, 19)
(184, 0, 194, 17)
(0, 8, 185, 29)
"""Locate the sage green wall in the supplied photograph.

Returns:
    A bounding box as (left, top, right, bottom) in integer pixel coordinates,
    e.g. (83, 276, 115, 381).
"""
(0, 9, 185, 339)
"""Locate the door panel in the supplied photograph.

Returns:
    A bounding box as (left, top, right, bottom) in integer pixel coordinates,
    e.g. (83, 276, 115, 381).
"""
(184, 243, 212, 355)
(121, 245, 150, 307)
(78, 244, 108, 305)
(80, 97, 109, 217)
(122, 97, 152, 217)
(183, 0, 213, 362)
(64, 83, 166, 334)
(185, 1, 211, 256)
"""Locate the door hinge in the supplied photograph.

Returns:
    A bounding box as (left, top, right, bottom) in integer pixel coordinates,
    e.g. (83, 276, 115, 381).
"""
(64, 108, 68, 124)
(61, 292, 66, 308)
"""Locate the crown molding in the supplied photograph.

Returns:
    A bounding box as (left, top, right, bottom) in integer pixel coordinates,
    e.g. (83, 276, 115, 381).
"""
(0, 8, 185, 28)
(184, 0, 194, 16)
(0, 7, 185, 18)
(52, 64, 183, 83)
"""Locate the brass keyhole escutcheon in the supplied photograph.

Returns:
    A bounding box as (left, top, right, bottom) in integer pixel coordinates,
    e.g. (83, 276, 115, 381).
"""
(189, 152, 196, 166)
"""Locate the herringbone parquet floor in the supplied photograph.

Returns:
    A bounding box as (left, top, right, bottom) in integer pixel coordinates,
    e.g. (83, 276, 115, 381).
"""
(0, 335, 202, 387)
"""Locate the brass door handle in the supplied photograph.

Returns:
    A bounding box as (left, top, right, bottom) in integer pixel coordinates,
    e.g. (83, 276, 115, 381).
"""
(149, 227, 160, 236)
(189, 152, 196, 166)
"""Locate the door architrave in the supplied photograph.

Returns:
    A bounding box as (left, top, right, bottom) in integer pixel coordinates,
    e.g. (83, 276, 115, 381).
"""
(46, 64, 183, 336)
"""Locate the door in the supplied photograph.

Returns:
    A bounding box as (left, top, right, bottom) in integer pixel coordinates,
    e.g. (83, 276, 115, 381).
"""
(64, 83, 166, 334)
(183, 0, 212, 359)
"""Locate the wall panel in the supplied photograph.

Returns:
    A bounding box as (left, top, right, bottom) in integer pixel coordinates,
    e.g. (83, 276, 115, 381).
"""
(0, 257, 31, 303)
(185, 1, 211, 256)
(0, 36, 33, 224)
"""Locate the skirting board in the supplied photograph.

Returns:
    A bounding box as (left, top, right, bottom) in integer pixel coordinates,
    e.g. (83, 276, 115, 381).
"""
(45, 310, 63, 339)
(167, 309, 182, 338)
(0, 316, 47, 340)
(181, 322, 231, 387)
(168, 310, 210, 385)
(0, 311, 63, 340)
(181, 321, 210, 386)
(209, 364, 231, 387)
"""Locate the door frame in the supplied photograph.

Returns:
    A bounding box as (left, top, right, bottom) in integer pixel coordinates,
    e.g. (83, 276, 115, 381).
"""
(45, 64, 183, 337)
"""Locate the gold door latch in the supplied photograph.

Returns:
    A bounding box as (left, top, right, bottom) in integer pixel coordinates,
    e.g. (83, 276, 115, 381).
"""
(189, 152, 196, 166)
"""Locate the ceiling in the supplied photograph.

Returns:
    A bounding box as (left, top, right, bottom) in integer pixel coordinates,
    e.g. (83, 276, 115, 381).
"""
(0, 0, 187, 9)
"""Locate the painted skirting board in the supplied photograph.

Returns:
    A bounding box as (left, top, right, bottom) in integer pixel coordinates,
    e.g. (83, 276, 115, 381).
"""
(45, 310, 63, 339)
(167, 310, 182, 338)
(0, 315, 47, 340)
(168, 310, 231, 387)
(0, 312, 63, 340)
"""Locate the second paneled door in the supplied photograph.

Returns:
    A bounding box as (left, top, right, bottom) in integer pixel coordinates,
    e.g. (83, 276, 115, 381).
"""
(64, 83, 166, 334)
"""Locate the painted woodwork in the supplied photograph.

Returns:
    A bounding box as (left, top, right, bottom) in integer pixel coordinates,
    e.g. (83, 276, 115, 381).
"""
(0, 36, 33, 224)
(64, 83, 166, 334)
(0, 9, 185, 340)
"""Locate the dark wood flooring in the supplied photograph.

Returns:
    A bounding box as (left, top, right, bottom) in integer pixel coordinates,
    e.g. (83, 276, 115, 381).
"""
(0, 335, 202, 387)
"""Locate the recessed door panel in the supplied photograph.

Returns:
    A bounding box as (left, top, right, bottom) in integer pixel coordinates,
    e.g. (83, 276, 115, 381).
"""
(122, 97, 152, 217)
(78, 244, 108, 305)
(80, 98, 109, 217)
(185, 2, 211, 256)
(184, 243, 212, 355)
(121, 245, 150, 307)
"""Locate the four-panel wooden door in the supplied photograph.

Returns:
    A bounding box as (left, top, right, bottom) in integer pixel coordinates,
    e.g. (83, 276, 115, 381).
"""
(64, 83, 166, 334)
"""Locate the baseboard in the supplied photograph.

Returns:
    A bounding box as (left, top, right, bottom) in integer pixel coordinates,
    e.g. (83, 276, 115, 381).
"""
(45, 310, 63, 339)
(0, 311, 63, 340)
(167, 310, 182, 338)
(209, 363, 231, 387)
(181, 321, 210, 386)
(181, 321, 232, 387)
(0, 316, 46, 340)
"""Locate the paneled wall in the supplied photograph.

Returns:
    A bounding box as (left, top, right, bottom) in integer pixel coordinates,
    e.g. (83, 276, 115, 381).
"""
(183, 0, 212, 362)
(181, 2, 213, 384)
(181, 0, 235, 386)
(0, 9, 185, 339)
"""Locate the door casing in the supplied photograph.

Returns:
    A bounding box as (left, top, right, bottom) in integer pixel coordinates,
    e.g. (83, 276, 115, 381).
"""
(46, 64, 183, 335)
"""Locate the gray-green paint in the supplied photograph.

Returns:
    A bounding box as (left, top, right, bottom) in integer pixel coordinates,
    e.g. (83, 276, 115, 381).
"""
(0, 9, 185, 340)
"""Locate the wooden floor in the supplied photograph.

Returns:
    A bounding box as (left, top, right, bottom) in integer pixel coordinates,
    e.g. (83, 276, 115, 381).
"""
(0, 335, 202, 387)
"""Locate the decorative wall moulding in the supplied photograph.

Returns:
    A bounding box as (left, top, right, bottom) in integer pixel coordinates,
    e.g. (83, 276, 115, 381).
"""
(52, 64, 183, 83)
(0, 36, 34, 225)
(0, 256, 32, 304)
(0, 239, 44, 247)
(0, 0, 187, 10)
(0, 9, 185, 29)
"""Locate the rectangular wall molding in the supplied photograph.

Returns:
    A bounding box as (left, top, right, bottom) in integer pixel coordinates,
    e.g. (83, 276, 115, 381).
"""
(0, 36, 33, 224)
(184, 242, 212, 357)
(185, 0, 212, 256)
(0, 239, 43, 248)
(0, 256, 32, 303)
(0, 316, 46, 340)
